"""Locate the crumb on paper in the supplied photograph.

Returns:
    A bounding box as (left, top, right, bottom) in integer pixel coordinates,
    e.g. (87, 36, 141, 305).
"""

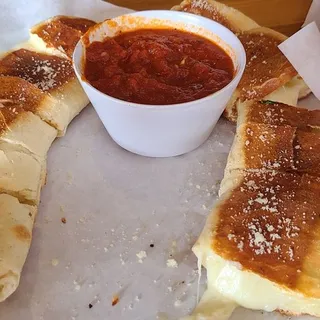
(196, 185, 201, 189)
(174, 299, 182, 307)
(44, 216, 51, 223)
(74, 285, 81, 291)
(135, 294, 141, 302)
(61, 217, 67, 224)
(167, 286, 173, 292)
(88, 303, 93, 309)
(104, 247, 108, 252)
(120, 253, 125, 265)
(51, 258, 59, 266)
(112, 295, 119, 306)
(202, 204, 207, 210)
(67, 172, 73, 184)
(132, 235, 138, 241)
(192, 269, 199, 276)
(78, 217, 85, 224)
(136, 251, 147, 263)
(167, 259, 178, 268)
(60, 205, 65, 213)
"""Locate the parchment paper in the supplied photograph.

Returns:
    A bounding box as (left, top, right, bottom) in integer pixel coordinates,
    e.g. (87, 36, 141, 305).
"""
(279, 22, 320, 100)
(0, 1, 319, 320)
(303, 0, 320, 27)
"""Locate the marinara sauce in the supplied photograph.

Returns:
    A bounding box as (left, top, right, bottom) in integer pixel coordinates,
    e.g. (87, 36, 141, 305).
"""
(84, 29, 234, 105)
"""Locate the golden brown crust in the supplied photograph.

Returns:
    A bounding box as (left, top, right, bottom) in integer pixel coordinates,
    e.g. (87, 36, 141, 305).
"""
(222, 92, 238, 121)
(215, 101, 320, 300)
(239, 101, 320, 129)
(238, 28, 286, 68)
(294, 129, 320, 176)
(55, 16, 96, 33)
(238, 54, 297, 101)
(230, 102, 320, 177)
(13, 225, 31, 242)
(309, 111, 320, 129)
(173, 0, 236, 32)
(0, 76, 49, 134)
(31, 16, 96, 57)
(172, 0, 259, 33)
(213, 170, 320, 297)
(0, 76, 47, 108)
(172, 1, 298, 122)
(230, 28, 298, 120)
(243, 27, 288, 42)
(0, 14, 92, 304)
(237, 28, 297, 101)
(240, 122, 295, 171)
(0, 49, 74, 93)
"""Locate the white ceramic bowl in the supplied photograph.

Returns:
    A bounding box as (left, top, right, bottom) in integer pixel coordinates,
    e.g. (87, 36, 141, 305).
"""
(73, 10, 246, 157)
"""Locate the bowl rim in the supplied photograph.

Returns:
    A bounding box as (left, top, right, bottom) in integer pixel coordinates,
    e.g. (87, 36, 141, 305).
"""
(73, 9, 246, 110)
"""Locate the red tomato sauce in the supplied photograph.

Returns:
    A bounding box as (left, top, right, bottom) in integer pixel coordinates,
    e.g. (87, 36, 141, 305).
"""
(84, 28, 234, 105)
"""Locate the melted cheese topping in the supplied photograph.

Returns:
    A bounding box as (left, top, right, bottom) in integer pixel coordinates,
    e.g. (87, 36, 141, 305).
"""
(265, 76, 307, 106)
(181, 286, 237, 320)
(185, 215, 320, 319)
(183, 74, 313, 319)
(204, 253, 320, 315)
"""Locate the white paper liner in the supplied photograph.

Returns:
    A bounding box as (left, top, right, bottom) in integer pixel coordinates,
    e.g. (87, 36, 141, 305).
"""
(0, 1, 319, 319)
(279, 22, 320, 100)
(0, 0, 132, 51)
(303, 0, 320, 27)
